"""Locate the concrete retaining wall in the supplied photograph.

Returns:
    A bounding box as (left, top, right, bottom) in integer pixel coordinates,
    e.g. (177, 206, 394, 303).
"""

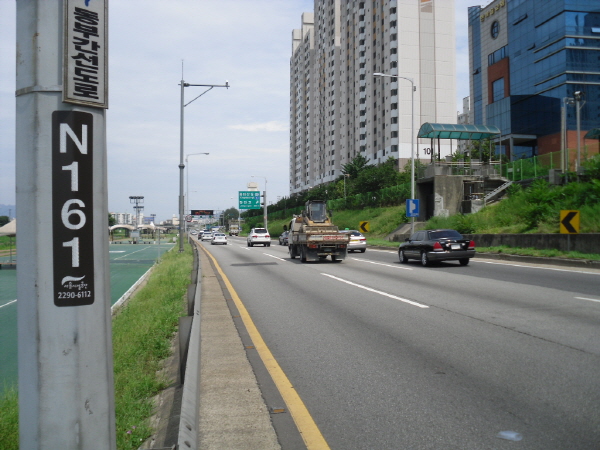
(391, 233, 600, 254)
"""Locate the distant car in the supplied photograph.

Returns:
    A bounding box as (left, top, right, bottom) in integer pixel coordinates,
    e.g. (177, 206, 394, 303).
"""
(201, 232, 213, 241)
(398, 229, 475, 266)
(341, 230, 366, 253)
(211, 233, 227, 245)
(190, 230, 198, 235)
(279, 231, 289, 246)
(247, 228, 271, 247)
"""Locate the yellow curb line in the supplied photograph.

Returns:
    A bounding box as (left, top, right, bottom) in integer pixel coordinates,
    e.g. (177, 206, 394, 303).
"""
(201, 245, 330, 450)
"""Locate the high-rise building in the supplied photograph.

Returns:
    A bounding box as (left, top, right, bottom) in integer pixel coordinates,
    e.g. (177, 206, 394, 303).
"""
(468, 0, 600, 163)
(290, 0, 456, 194)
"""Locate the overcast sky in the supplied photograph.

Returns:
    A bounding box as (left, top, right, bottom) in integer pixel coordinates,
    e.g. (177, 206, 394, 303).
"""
(0, 0, 478, 223)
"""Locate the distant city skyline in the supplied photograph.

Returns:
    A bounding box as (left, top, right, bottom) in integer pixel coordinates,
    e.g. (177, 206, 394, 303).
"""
(0, 1, 476, 223)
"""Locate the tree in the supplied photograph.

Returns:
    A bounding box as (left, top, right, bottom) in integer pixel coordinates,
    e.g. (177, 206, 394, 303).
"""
(342, 154, 368, 178)
(108, 213, 116, 227)
(223, 207, 239, 222)
(466, 138, 495, 163)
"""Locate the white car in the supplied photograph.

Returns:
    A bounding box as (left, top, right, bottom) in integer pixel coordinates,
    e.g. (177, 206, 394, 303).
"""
(201, 232, 213, 241)
(247, 228, 271, 247)
(211, 233, 227, 245)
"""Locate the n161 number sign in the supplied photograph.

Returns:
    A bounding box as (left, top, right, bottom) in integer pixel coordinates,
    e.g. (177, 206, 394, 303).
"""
(52, 111, 95, 306)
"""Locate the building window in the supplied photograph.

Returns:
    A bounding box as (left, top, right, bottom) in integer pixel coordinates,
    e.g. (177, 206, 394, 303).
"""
(488, 45, 506, 66)
(492, 78, 504, 102)
(491, 21, 500, 39)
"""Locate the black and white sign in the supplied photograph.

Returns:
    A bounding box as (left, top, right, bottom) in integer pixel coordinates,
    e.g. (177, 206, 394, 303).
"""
(52, 111, 95, 306)
(63, 0, 108, 108)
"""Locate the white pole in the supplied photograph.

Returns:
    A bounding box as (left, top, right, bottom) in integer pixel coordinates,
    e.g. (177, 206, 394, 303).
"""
(16, 1, 116, 448)
(178, 78, 185, 252)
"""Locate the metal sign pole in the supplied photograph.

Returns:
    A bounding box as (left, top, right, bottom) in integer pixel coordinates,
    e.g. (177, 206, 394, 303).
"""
(16, 1, 116, 448)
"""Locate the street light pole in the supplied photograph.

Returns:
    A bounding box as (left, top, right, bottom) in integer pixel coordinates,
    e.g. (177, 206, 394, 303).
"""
(178, 78, 229, 252)
(573, 90, 585, 180)
(251, 175, 268, 229)
(374, 73, 416, 234)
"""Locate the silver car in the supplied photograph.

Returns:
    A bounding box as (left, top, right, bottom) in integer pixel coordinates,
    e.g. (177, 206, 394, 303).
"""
(341, 230, 367, 253)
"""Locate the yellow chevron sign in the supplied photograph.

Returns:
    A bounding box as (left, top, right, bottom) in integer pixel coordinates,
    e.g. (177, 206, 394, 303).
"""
(560, 210, 580, 234)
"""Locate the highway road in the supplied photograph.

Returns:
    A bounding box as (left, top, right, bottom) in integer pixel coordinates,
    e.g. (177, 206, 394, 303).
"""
(200, 236, 600, 450)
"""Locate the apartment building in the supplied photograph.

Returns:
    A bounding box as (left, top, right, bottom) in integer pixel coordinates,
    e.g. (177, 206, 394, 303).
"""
(290, 0, 456, 194)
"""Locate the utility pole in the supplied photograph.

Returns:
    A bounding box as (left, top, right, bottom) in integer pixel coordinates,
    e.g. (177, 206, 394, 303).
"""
(16, 1, 116, 448)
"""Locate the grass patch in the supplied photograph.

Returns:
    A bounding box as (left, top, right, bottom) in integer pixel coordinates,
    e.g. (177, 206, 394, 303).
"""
(112, 241, 191, 449)
(0, 240, 192, 450)
(0, 385, 18, 450)
(477, 246, 600, 261)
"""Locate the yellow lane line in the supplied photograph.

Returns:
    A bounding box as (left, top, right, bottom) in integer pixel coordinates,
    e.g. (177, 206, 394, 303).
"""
(201, 246, 331, 450)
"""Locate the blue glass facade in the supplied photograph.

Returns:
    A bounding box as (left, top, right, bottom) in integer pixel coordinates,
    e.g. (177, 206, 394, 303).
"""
(469, 6, 484, 125)
(470, 0, 600, 154)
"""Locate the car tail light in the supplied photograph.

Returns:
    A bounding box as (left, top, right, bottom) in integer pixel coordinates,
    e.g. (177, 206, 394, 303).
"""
(433, 241, 444, 252)
(468, 240, 475, 250)
(266, 235, 270, 238)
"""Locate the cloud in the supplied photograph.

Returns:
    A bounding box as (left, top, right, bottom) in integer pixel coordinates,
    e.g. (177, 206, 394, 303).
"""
(229, 121, 289, 132)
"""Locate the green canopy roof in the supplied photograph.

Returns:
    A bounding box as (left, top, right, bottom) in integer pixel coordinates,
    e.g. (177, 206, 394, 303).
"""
(584, 128, 600, 139)
(417, 123, 501, 140)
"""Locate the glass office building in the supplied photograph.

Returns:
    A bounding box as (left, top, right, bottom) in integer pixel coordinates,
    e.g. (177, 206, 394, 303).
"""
(468, 0, 599, 162)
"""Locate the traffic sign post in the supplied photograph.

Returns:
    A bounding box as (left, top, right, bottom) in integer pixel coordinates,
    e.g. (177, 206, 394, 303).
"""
(560, 210, 580, 234)
(560, 210, 580, 252)
(406, 199, 420, 218)
(16, 1, 116, 448)
(239, 191, 261, 209)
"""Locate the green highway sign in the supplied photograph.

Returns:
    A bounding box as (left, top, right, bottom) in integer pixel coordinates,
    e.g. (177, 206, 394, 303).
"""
(239, 191, 261, 209)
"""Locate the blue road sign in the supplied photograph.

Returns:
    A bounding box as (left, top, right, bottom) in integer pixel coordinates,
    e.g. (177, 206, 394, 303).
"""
(406, 199, 420, 218)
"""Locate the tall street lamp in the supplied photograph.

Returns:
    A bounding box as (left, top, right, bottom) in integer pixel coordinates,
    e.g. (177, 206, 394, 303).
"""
(374, 72, 416, 234)
(251, 175, 267, 229)
(178, 77, 229, 252)
(573, 90, 585, 180)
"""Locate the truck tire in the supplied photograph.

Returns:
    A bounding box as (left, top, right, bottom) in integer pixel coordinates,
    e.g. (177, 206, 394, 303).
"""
(300, 246, 307, 263)
(289, 245, 296, 259)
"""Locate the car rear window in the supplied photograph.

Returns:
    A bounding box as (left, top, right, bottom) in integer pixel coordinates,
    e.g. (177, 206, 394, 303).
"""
(429, 230, 463, 240)
(254, 228, 267, 234)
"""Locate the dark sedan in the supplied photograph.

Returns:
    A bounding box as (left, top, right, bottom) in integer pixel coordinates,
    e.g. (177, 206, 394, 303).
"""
(398, 229, 475, 266)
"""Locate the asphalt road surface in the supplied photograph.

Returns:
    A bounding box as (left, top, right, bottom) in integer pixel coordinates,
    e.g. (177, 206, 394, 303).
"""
(201, 236, 600, 450)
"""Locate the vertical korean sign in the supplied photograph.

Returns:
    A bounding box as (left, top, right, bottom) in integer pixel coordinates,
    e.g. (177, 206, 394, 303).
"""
(52, 111, 95, 306)
(64, 0, 108, 108)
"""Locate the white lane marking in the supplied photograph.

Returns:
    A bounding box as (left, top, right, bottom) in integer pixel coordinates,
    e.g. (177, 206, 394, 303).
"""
(109, 251, 125, 253)
(113, 246, 150, 260)
(351, 258, 412, 270)
(476, 259, 600, 275)
(575, 297, 600, 304)
(263, 253, 287, 262)
(321, 273, 429, 309)
(0, 299, 17, 309)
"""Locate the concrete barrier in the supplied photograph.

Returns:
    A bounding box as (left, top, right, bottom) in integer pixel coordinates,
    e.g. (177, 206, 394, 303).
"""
(390, 232, 600, 254)
(177, 244, 202, 450)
